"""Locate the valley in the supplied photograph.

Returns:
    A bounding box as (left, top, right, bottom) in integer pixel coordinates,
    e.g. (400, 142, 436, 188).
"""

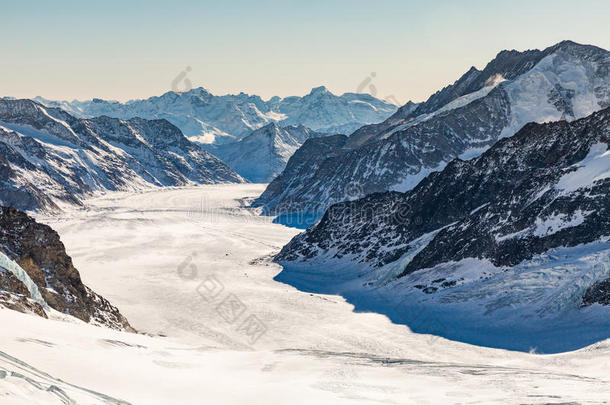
(0, 185, 607, 404)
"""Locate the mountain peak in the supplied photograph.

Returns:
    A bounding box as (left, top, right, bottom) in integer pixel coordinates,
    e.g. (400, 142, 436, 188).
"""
(190, 86, 212, 95)
(162, 87, 211, 99)
(309, 86, 331, 96)
(260, 122, 281, 132)
(547, 39, 608, 56)
(177, 87, 212, 99)
(555, 39, 580, 47)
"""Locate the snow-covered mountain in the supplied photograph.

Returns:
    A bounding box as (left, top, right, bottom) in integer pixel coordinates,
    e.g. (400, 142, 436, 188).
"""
(0, 99, 243, 212)
(203, 123, 326, 182)
(35, 86, 399, 145)
(0, 206, 133, 331)
(255, 41, 610, 225)
(274, 107, 610, 351)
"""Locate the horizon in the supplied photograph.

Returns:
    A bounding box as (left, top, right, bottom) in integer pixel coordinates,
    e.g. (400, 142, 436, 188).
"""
(32, 84, 400, 105)
(17, 39, 607, 107)
(2, 0, 610, 105)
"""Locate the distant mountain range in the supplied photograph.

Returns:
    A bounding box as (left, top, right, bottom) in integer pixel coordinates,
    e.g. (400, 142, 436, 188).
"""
(275, 106, 610, 352)
(254, 41, 610, 226)
(34, 86, 399, 145)
(0, 99, 243, 212)
(203, 123, 326, 182)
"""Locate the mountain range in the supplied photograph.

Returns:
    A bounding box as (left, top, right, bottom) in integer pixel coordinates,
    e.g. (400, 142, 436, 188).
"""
(202, 123, 326, 182)
(275, 106, 610, 352)
(254, 41, 610, 226)
(0, 99, 243, 212)
(34, 86, 399, 145)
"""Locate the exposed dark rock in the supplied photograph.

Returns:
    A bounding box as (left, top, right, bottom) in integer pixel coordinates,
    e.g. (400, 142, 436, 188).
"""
(0, 267, 29, 297)
(276, 107, 610, 279)
(582, 278, 610, 306)
(0, 206, 134, 331)
(0, 291, 47, 318)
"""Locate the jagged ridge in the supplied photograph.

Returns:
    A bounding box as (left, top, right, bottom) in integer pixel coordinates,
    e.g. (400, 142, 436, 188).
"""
(0, 99, 244, 211)
(256, 41, 610, 224)
(35, 86, 398, 144)
(203, 123, 326, 182)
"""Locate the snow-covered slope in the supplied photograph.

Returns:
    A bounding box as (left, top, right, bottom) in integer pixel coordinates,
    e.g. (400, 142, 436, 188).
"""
(255, 41, 610, 224)
(3, 306, 609, 405)
(35, 86, 398, 145)
(275, 107, 610, 352)
(203, 123, 326, 182)
(0, 99, 243, 211)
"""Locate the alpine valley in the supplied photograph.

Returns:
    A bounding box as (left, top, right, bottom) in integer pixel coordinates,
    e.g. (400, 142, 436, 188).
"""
(1, 37, 610, 405)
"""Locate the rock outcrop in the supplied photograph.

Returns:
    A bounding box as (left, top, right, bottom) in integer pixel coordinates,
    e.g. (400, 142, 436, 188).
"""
(0, 206, 133, 331)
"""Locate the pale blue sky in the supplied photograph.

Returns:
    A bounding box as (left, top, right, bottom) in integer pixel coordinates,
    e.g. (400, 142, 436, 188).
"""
(2, 0, 609, 104)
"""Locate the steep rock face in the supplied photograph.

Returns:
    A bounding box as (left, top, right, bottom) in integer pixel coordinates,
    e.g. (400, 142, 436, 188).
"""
(0, 269, 43, 317)
(258, 88, 510, 223)
(0, 147, 58, 211)
(256, 41, 610, 222)
(204, 123, 325, 182)
(0, 206, 133, 330)
(0, 290, 48, 318)
(347, 101, 419, 147)
(35, 86, 398, 144)
(252, 134, 349, 219)
(0, 99, 243, 211)
(277, 108, 610, 270)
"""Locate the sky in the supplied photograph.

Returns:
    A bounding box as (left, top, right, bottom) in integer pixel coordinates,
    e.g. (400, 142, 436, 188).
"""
(2, 0, 610, 105)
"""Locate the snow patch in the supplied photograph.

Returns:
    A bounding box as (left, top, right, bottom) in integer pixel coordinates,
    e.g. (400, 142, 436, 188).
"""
(556, 142, 610, 194)
(533, 210, 590, 237)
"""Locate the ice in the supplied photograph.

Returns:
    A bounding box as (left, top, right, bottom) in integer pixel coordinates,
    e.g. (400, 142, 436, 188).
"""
(0, 252, 47, 309)
(500, 52, 609, 139)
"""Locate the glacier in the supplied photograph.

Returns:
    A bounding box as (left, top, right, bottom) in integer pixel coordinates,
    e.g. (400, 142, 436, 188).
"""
(0, 184, 602, 404)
